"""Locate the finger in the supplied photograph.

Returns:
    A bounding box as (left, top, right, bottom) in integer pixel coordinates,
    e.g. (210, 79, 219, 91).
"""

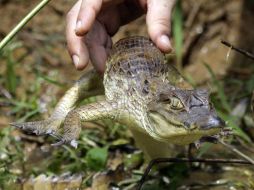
(85, 21, 112, 74)
(146, 0, 176, 53)
(88, 35, 112, 74)
(88, 45, 107, 74)
(75, 0, 103, 36)
(66, 1, 89, 70)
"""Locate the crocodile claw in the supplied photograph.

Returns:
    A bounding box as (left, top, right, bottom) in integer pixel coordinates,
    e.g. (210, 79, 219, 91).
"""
(193, 127, 233, 149)
(51, 140, 65, 147)
(10, 122, 25, 130)
(70, 140, 78, 148)
(51, 140, 78, 149)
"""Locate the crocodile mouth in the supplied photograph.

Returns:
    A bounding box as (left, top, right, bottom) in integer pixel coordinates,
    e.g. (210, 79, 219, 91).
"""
(147, 111, 224, 145)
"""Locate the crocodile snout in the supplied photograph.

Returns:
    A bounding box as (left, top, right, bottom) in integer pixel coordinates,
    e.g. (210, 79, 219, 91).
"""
(200, 116, 225, 130)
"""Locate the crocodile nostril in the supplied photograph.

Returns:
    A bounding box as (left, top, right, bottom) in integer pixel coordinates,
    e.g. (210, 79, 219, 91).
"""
(215, 116, 226, 127)
(200, 116, 225, 130)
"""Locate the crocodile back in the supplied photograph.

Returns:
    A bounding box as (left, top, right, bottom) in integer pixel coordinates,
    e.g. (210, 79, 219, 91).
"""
(104, 36, 168, 102)
(106, 36, 165, 78)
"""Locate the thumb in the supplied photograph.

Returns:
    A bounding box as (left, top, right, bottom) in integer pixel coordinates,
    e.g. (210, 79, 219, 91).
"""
(146, 0, 176, 53)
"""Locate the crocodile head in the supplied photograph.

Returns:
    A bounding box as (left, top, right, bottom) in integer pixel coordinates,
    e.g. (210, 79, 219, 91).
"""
(147, 88, 225, 145)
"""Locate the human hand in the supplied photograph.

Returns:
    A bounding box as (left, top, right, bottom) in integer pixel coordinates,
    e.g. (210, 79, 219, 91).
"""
(66, 0, 176, 73)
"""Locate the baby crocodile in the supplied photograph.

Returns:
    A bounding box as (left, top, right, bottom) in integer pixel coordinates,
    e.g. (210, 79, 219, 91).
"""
(12, 36, 226, 158)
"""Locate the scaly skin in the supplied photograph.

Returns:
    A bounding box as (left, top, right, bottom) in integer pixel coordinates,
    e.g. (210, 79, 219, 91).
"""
(12, 36, 226, 158)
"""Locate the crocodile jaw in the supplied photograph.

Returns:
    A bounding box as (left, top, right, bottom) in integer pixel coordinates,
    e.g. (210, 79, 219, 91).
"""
(148, 112, 222, 145)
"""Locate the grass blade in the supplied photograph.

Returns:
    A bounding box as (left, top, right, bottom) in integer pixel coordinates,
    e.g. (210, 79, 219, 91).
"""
(173, 0, 183, 71)
(204, 63, 231, 112)
(0, 0, 51, 51)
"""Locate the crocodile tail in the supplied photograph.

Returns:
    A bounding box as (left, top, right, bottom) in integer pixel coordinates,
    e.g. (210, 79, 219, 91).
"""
(10, 119, 62, 139)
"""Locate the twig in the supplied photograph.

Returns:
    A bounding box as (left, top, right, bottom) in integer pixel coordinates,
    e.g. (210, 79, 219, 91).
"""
(236, 137, 254, 154)
(0, 0, 51, 51)
(221, 40, 254, 60)
(137, 157, 253, 190)
(219, 140, 254, 164)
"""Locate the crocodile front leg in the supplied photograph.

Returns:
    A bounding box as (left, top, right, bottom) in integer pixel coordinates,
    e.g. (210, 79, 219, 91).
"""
(54, 101, 119, 148)
(11, 70, 103, 139)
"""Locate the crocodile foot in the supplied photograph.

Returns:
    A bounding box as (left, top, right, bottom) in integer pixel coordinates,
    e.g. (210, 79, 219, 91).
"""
(51, 139, 78, 148)
(10, 119, 62, 140)
(193, 127, 233, 148)
(11, 118, 80, 148)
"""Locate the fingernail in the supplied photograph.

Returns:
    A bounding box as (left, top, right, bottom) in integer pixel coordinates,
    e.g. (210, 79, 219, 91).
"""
(75, 20, 82, 32)
(159, 35, 172, 51)
(72, 54, 79, 67)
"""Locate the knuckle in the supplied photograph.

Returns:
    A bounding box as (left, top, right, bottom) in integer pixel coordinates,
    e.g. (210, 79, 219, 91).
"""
(81, 0, 100, 14)
(150, 18, 170, 33)
(153, 17, 170, 27)
(90, 3, 100, 14)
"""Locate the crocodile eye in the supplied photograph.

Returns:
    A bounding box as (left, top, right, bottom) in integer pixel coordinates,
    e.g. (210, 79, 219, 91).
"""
(169, 97, 184, 110)
(160, 95, 184, 110)
(160, 98, 171, 104)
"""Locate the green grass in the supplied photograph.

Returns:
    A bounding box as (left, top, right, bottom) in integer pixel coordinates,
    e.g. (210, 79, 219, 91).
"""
(1, 41, 23, 95)
(204, 63, 252, 142)
(172, 0, 183, 71)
